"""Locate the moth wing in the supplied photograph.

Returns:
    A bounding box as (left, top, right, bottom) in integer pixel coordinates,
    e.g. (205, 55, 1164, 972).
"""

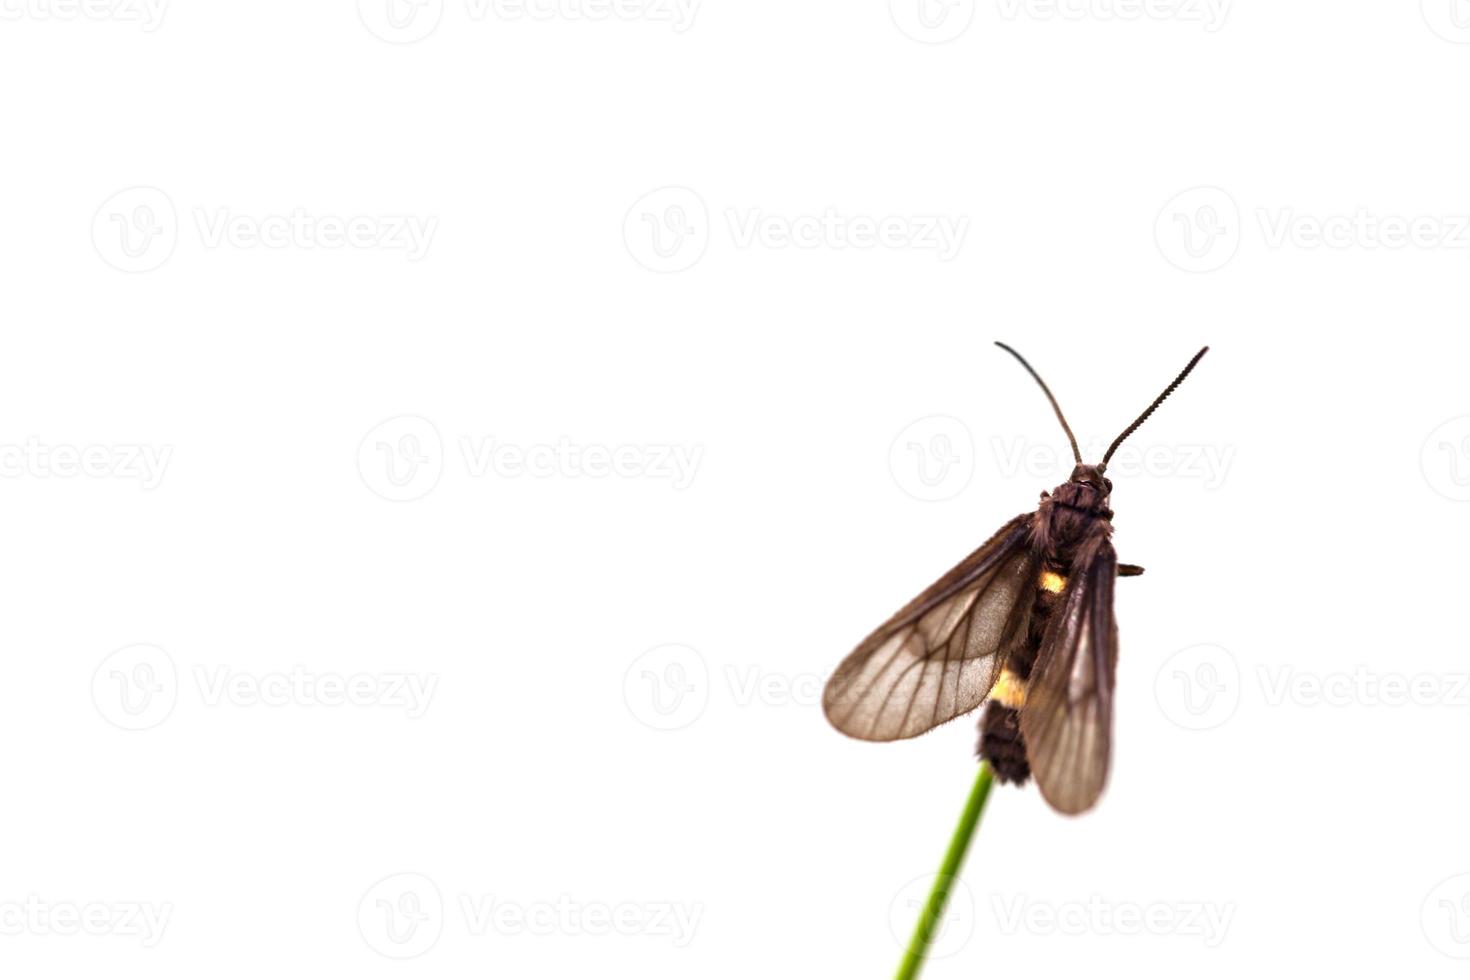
(823, 515, 1039, 741)
(1021, 532, 1118, 815)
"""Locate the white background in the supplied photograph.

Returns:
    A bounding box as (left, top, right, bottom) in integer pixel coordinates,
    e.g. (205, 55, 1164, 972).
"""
(3, 1, 1470, 977)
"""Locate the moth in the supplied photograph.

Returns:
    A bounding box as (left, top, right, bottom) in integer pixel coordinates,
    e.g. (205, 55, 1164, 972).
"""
(822, 343, 1208, 814)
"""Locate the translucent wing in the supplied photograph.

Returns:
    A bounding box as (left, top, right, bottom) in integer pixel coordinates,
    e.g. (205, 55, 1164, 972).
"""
(823, 515, 1039, 741)
(1021, 531, 1118, 815)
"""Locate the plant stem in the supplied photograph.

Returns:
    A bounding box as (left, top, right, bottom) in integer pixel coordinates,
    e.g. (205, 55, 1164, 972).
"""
(892, 762, 995, 980)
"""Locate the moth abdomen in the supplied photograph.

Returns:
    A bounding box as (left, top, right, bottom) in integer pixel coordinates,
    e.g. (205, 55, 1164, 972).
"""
(978, 564, 1069, 784)
(978, 701, 1029, 785)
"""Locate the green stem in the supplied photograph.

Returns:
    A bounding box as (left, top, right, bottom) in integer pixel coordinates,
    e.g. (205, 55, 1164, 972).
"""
(892, 762, 996, 980)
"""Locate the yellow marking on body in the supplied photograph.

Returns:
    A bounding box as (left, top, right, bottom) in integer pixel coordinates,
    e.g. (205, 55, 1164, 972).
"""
(1039, 570, 1068, 594)
(990, 668, 1027, 709)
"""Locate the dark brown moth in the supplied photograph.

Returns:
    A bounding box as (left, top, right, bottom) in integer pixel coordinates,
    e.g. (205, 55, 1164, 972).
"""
(822, 343, 1208, 815)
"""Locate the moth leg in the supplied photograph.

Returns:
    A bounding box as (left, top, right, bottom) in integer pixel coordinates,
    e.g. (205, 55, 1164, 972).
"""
(1118, 563, 1145, 577)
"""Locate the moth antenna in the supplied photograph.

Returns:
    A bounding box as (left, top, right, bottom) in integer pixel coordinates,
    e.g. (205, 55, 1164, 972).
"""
(1101, 346, 1209, 466)
(994, 341, 1082, 466)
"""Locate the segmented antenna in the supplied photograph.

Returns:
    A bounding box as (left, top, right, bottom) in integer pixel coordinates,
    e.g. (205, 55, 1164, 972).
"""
(1102, 347, 1209, 465)
(994, 342, 1082, 466)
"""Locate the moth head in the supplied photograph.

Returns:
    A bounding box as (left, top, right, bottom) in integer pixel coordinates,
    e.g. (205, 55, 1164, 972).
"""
(1069, 464, 1112, 496)
(994, 342, 1209, 489)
